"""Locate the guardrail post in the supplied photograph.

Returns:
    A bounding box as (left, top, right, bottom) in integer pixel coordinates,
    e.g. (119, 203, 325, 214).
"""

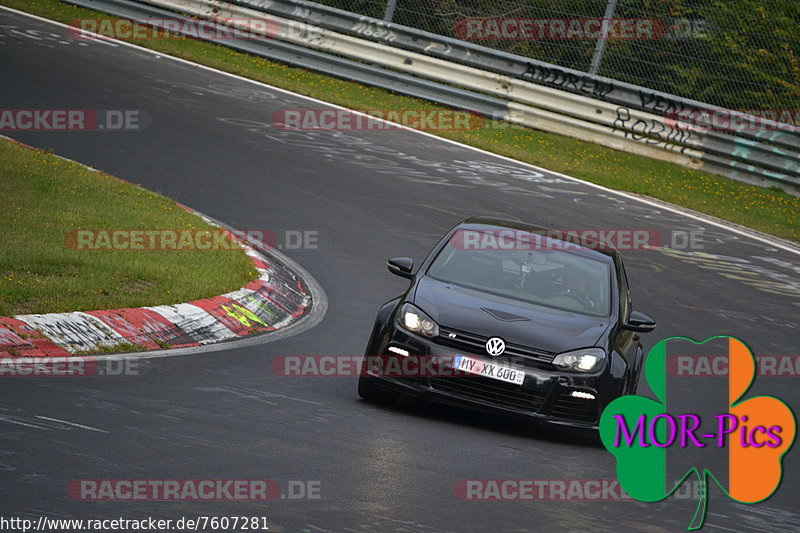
(383, 0, 397, 22)
(589, 0, 618, 75)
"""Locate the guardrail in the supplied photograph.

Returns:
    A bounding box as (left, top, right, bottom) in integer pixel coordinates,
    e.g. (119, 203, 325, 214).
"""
(68, 0, 800, 194)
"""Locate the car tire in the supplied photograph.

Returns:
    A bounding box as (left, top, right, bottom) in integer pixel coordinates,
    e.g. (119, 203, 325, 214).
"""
(358, 376, 397, 405)
(630, 375, 640, 395)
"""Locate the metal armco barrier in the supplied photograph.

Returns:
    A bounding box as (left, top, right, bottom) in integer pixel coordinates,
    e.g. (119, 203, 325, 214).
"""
(67, 0, 800, 194)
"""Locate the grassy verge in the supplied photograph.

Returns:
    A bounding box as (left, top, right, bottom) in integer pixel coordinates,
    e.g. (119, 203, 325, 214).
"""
(0, 138, 257, 315)
(3, 0, 799, 243)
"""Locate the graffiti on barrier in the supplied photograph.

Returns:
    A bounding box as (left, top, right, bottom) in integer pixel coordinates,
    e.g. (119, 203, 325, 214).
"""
(521, 64, 613, 100)
(612, 107, 693, 152)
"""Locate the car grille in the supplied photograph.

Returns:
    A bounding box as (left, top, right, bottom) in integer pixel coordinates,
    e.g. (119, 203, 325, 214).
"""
(550, 392, 599, 424)
(437, 327, 556, 368)
(430, 373, 547, 412)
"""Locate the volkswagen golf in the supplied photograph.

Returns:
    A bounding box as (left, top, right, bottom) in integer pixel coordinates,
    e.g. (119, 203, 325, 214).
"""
(357, 217, 656, 430)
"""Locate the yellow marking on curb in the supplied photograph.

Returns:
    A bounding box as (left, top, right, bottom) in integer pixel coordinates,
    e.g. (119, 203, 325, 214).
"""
(222, 303, 268, 328)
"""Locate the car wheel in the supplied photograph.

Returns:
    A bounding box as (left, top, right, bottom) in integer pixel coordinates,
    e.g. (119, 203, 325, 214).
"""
(358, 376, 398, 405)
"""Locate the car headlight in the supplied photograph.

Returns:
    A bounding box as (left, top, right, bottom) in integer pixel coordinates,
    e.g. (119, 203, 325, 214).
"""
(397, 303, 439, 338)
(552, 348, 606, 372)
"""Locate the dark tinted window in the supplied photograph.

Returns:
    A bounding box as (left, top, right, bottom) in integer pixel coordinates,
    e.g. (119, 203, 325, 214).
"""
(428, 230, 612, 317)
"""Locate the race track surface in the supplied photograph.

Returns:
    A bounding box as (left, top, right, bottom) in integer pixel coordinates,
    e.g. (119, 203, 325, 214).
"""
(1, 10, 798, 532)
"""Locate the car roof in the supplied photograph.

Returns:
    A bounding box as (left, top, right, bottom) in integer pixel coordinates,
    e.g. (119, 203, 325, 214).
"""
(455, 216, 620, 262)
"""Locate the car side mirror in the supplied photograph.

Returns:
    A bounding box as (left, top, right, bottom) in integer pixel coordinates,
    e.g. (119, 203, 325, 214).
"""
(387, 257, 414, 279)
(624, 310, 656, 333)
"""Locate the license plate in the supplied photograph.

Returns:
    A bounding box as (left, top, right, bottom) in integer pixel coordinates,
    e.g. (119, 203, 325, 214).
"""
(451, 355, 525, 385)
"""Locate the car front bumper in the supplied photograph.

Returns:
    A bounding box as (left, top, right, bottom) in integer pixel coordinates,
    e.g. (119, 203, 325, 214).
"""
(366, 329, 628, 429)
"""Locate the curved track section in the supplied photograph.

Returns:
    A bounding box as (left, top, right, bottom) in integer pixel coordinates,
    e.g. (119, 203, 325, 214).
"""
(1, 9, 798, 532)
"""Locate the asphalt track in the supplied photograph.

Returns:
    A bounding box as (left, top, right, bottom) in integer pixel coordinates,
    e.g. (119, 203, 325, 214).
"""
(1, 9, 799, 532)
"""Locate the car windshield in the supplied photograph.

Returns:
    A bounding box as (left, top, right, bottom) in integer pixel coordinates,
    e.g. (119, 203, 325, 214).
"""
(427, 229, 613, 317)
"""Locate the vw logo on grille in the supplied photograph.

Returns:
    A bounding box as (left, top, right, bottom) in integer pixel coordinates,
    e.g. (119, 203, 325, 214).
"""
(485, 337, 506, 357)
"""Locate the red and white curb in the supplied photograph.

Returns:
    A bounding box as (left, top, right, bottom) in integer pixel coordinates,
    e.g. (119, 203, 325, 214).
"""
(0, 211, 311, 357)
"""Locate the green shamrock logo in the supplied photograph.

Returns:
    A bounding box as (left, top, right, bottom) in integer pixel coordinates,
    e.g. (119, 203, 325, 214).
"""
(599, 336, 795, 530)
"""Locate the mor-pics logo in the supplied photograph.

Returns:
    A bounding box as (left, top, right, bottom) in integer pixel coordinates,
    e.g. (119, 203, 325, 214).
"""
(599, 336, 795, 530)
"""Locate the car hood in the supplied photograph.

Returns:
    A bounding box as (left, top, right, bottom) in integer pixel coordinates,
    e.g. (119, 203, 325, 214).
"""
(413, 276, 610, 353)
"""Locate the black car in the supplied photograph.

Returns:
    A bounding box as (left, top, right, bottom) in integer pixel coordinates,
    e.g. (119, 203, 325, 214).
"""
(358, 217, 656, 430)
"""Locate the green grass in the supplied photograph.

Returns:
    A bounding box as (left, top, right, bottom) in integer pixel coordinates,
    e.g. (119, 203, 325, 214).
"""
(75, 342, 146, 355)
(3, 0, 800, 243)
(0, 139, 257, 315)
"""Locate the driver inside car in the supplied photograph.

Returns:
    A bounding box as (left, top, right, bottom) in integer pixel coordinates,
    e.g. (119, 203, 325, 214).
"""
(562, 273, 596, 310)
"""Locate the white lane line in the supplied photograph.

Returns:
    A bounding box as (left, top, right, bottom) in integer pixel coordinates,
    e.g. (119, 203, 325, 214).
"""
(0, 415, 43, 429)
(35, 415, 109, 433)
(1, 4, 798, 257)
